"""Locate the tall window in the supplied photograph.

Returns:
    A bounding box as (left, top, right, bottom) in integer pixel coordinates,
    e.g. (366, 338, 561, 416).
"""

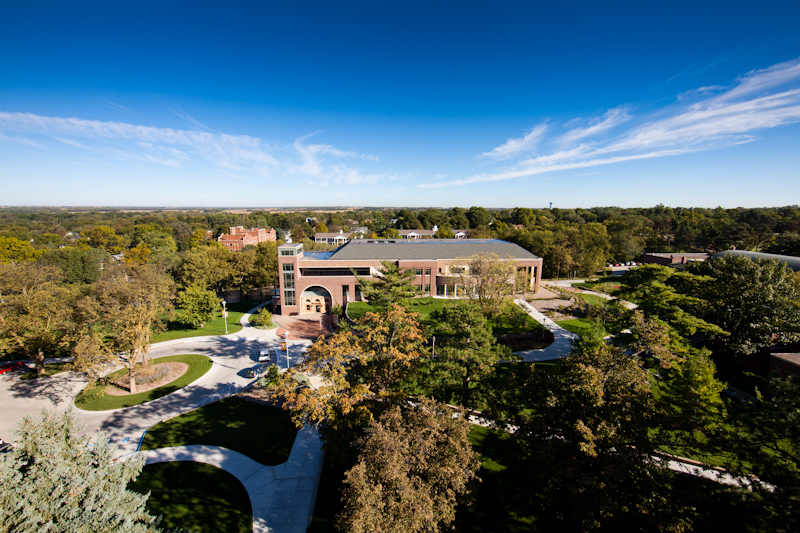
(283, 263, 295, 305)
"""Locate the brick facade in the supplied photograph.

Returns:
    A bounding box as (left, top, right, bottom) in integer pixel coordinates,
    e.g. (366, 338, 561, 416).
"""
(276, 239, 543, 316)
(218, 226, 276, 251)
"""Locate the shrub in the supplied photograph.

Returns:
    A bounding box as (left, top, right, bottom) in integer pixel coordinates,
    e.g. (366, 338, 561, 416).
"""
(250, 308, 274, 328)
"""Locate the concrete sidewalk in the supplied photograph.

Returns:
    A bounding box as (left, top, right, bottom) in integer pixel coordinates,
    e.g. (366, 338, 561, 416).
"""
(138, 426, 325, 533)
(512, 298, 578, 362)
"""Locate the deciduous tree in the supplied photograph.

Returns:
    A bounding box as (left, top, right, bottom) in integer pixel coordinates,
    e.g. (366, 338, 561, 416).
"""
(77, 263, 175, 393)
(338, 397, 480, 533)
(719, 375, 800, 531)
(0, 262, 76, 376)
(177, 285, 219, 328)
(427, 300, 509, 407)
(456, 252, 519, 321)
(688, 253, 800, 355)
(276, 304, 425, 430)
(511, 335, 692, 532)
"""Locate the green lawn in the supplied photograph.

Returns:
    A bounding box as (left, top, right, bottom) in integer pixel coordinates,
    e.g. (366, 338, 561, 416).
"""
(19, 362, 70, 380)
(348, 297, 543, 335)
(578, 293, 611, 307)
(348, 297, 445, 328)
(129, 462, 252, 533)
(75, 354, 212, 411)
(555, 318, 603, 336)
(574, 277, 621, 294)
(151, 301, 257, 343)
(454, 425, 537, 532)
(140, 396, 298, 466)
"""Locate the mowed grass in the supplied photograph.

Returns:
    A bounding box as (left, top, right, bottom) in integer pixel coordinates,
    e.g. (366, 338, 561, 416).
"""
(129, 462, 252, 533)
(348, 297, 544, 335)
(348, 297, 445, 327)
(455, 425, 537, 532)
(579, 293, 611, 307)
(574, 277, 622, 294)
(140, 396, 298, 466)
(555, 318, 601, 336)
(75, 354, 212, 411)
(151, 301, 256, 343)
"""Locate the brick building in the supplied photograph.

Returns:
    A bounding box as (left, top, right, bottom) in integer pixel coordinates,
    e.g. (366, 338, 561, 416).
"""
(218, 226, 276, 251)
(276, 238, 543, 315)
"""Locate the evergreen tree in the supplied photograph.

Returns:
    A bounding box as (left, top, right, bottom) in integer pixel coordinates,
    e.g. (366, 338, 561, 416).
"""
(354, 260, 416, 308)
(0, 409, 163, 533)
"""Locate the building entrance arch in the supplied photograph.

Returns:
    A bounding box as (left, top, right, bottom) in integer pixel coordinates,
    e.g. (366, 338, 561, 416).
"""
(300, 286, 333, 314)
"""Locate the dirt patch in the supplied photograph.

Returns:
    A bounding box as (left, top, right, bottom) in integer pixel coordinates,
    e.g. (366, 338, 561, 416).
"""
(237, 386, 274, 405)
(105, 362, 188, 395)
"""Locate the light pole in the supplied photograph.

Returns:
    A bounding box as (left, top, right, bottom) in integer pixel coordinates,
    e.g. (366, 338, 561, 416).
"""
(284, 331, 289, 370)
(221, 299, 228, 334)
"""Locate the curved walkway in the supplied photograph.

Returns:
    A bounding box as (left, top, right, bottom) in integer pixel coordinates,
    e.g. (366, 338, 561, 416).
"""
(139, 427, 325, 533)
(512, 298, 578, 362)
(0, 302, 323, 533)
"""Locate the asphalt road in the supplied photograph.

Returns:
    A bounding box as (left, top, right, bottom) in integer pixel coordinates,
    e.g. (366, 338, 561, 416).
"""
(0, 318, 312, 458)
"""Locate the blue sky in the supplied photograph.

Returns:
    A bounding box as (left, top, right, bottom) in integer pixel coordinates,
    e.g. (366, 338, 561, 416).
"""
(1, 0, 799, 208)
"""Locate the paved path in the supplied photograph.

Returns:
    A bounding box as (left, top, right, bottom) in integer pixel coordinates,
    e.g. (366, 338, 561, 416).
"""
(139, 427, 325, 533)
(512, 298, 578, 362)
(0, 304, 323, 533)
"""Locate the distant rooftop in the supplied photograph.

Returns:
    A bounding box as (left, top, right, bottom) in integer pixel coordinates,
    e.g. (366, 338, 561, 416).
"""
(711, 250, 800, 271)
(323, 239, 539, 261)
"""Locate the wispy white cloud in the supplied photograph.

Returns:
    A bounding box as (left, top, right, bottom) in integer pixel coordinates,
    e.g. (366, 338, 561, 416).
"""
(558, 107, 630, 144)
(0, 111, 382, 185)
(480, 123, 548, 159)
(431, 56, 800, 188)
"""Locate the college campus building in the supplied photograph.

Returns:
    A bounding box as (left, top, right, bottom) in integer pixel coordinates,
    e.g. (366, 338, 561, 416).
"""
(217, 226, 276, 251)
(276, 238, 543, 315)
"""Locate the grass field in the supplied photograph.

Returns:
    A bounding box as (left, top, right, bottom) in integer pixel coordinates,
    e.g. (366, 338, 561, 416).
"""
(348, 297, 543, 335)
(555, 318, 602, 336)
(578, 293, 611, 307)
(74, 354, 212, 411)
(140, 396, 298, 466)
(129, 462, 252, 533)
(574, 277, 622, 294)
(151, 301, 258, 343)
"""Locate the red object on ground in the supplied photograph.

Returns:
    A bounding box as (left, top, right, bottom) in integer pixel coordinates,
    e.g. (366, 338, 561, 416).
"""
(0, 361, 24, 375)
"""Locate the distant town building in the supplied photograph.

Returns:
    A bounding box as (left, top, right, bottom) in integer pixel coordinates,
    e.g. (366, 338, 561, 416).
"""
(640, 252, 710, 266)
(218, 226, 276, 251)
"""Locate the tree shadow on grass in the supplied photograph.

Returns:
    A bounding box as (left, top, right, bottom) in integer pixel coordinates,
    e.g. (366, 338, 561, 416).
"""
(129, 461, 252, 533)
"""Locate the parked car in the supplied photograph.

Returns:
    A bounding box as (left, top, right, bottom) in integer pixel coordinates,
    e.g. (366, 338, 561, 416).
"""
(0, 361, 24, 375)
(246, 363, 269, 379)
(258, 349, 272, 362)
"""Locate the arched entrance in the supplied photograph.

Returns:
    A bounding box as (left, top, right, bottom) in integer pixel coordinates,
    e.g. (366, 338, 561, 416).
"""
(300, 286, 333, 314)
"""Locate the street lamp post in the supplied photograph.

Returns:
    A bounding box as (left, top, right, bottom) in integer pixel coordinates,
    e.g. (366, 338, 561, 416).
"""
(221, 299, 228, 334)
(284, 331, 289, 370)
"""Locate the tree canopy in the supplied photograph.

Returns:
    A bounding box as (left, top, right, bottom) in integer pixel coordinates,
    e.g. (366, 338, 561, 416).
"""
(338, 397, 480, 533)
(0, 409, 163, 533)
(688, 254, 800, 355)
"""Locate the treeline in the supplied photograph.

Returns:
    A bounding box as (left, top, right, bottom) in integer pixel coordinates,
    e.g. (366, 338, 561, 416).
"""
(1, 205, 799, 281)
